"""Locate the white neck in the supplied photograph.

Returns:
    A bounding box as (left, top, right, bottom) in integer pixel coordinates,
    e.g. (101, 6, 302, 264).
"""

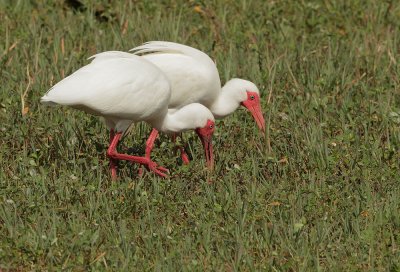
(145, 108, 169, 132)
(147, 104, 213, 133)
(146, 111, 179, 133)
(154, 112, 186, 133)
(209, 83, 242, 119)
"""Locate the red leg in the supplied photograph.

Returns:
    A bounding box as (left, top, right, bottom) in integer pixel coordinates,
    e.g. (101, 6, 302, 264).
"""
(179, 146, 190, 165)
(139, 128, 160, 177)
(172, 133, 190, 165)
(109, 129, 118, 180)
(145, 128, 159, 159)
(107, 132, 168, 178)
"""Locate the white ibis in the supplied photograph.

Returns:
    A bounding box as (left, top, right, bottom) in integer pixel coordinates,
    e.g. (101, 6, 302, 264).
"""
(41, 51, 215, 179)
(130, 41, 265, 163)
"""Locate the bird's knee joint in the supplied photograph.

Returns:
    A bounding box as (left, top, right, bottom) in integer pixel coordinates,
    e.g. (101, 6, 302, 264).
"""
(107, 149, 117, 158)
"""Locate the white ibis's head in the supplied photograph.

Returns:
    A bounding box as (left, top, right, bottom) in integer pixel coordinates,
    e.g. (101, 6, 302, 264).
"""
(225, 78, 265, 132)
(170, 103, 215, 170)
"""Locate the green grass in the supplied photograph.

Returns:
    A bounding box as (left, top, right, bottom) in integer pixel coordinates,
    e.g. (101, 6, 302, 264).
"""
(1, 0, 400, 270)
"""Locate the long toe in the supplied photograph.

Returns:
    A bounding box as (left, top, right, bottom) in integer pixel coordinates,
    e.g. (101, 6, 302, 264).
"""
(147, 161, 169, 178)
(154, 168, 169, 178)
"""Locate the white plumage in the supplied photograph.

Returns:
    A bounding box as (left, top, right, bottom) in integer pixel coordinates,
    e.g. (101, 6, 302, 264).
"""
(130, 41, 265, 128)
(42, 52, 170, 131)
(129, 41, 265, 165)
(41, 51, 215, 179)
(132, 41, 221, 108)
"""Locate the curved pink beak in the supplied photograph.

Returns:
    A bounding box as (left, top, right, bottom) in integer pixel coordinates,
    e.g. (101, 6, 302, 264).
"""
(241, 92, 265, 133)
(247, 103, 265, 132)
(199, 134, 214, 170)
(196, 119, 215, 170)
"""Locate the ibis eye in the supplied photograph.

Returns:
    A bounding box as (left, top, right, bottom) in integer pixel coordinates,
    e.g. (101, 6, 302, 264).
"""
(250, 95, 255, 100)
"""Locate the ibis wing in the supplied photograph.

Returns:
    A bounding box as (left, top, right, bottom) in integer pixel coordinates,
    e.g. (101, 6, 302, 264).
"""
(131, 41, 221, 108)
(41, 55, 171, 120)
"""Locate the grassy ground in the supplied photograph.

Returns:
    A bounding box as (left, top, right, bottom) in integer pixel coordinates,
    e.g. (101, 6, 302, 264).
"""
(1, 0, 400, 270)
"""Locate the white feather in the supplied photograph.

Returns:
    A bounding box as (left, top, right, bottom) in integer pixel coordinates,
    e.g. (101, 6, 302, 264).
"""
(41, 51, 215, 133)
(131, 41, 221, 108)
(42, 54, 170, 122)
(130, 41, 260, 119)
